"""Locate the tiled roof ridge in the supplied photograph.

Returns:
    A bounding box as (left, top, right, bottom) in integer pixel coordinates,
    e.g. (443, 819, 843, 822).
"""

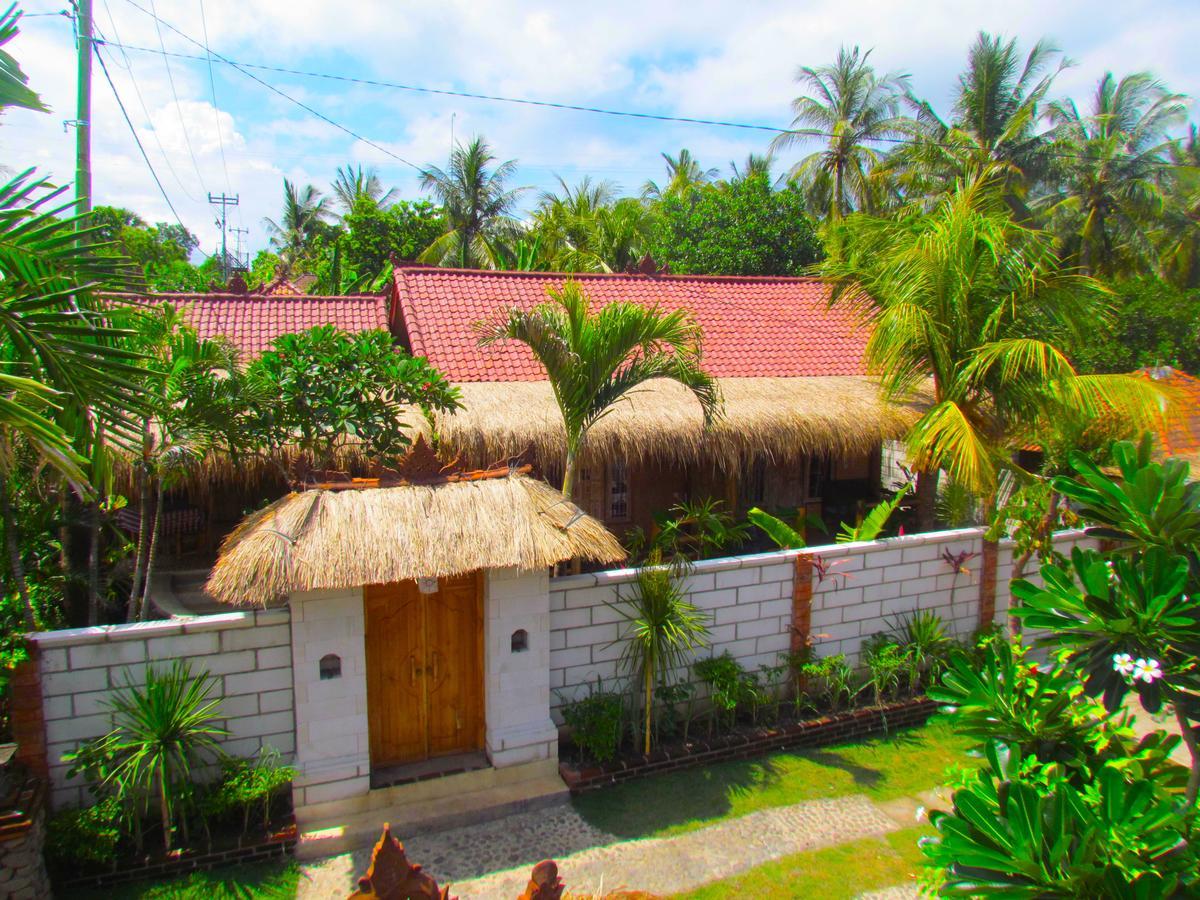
(394, 266, 826, 285)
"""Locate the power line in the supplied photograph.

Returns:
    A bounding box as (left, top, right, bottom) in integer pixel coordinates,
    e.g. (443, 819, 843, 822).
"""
(115, 0, 423, 173)
(197, 0, 233, 199)
(94, 5, 199, 201)
(94, 34, 1200, 172)
(146, 0, 207, 195)
(93, 43, 187, 227)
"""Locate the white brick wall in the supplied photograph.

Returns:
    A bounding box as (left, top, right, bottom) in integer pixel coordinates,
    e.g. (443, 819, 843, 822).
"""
(29, 609, 294, 810)
(549, 528, 1095, 717)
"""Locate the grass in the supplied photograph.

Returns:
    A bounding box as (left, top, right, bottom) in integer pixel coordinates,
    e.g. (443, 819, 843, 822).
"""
(673, 825, 935, 899)
(67, 860, 300, 900)
(572, 715, 974, 839)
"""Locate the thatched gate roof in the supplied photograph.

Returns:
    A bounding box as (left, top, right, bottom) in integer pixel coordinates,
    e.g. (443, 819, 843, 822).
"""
(205, 473, 624, 606)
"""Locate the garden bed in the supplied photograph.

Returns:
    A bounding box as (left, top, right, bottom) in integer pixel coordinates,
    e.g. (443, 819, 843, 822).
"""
(560, 696, 938, 792)
(51, 817, 297, 893)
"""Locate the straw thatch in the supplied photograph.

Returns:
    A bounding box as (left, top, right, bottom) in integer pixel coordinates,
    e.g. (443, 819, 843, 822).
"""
(433, 376, 926, 471)
(205, 473, 624, 606)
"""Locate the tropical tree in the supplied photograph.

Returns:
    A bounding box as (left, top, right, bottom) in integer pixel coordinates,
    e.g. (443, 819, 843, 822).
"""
(1156, 125, 1200, 287)
(641, 149, 718, 202)
(419, 136, 525, 269)
(477, 280, 720, 499)
(262, 179, 333, 269)
(331, 164, 398, 214)
(611, 553, 710, 755)
(821, 171, 1160, 529)
(1045, 72, 1189, 277)
(0, 4, 45, 113)
(534, 176, 617, 272)
(770, 46, 910, 219)
(895, 33, 1065, 212)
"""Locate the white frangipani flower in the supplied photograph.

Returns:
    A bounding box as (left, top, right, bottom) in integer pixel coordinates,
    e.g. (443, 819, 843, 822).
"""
(1112, 653, 1135, 676)
(1132, 658, 1163, 683)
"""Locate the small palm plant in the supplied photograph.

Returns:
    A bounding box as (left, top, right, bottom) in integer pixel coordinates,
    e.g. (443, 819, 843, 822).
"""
(99, 661, 227, 852)
(478, 280, 719, 501)
(610, 552, 711, 754)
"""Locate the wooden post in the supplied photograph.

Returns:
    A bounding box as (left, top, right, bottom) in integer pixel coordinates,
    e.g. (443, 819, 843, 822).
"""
(978, 538, 998, 631)
(791, 555, 814, 653)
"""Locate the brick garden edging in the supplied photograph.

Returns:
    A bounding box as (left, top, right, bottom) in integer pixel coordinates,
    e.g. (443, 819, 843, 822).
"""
(559, 697, 940, 793)
(53, 821, 297, 893)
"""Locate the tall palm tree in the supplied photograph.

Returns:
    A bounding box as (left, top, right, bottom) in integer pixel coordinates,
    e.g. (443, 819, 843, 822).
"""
(419, 136, 526, 269)
(821, 170, 1161, 529)
(1157, 126, 1200, 287)
(1045, 72, 1189, 277)
(771, 46, 910, 219)
(262, 179, 332, 269)
(728, 153, 777, 185)
(894, 34, 1066, 212)
(534, 176, 617, 272)
(331, 164, 398, 214)
(477, 280, 719, 499)
(642, 149, 718, 202)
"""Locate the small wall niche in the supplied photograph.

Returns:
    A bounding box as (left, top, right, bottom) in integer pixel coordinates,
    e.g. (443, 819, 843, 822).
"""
(319, 653, 342, 680)
(510, 629, 529, 653)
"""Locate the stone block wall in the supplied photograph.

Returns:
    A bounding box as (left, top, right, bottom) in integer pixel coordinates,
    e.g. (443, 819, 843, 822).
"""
(26, 609, 294, 810)
(0, 782, 51, 900)
(549, 528, 1093, 717)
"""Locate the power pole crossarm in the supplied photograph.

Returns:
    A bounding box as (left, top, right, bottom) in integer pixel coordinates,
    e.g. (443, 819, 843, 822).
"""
(208, 192, 239, 282)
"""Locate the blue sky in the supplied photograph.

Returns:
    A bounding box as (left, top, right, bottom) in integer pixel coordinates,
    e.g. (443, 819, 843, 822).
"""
(4, 0, 1199, 260)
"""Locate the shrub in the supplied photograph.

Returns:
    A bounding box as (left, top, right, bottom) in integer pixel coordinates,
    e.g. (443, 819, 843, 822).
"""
(45, 796, 123, 870)
(561, 681, 625, 763)
(892, 610, 953, 692)
(789, 651, 855, 712)
(860, 637, 907, 706)
(693, 652, 756, 733)
(200, 745, 296, 840)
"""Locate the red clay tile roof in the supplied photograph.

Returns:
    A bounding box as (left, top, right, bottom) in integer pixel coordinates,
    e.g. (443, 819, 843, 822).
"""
(391, 268, 868, 382)
(117, 293, 388, 358)
(1143, 367, 1200, 465)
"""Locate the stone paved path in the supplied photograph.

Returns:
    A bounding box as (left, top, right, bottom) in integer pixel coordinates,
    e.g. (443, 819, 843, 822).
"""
(297, 793, 902, 898)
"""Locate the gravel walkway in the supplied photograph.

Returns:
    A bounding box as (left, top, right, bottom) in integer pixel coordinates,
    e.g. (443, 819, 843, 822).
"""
(297, 793, 899, 898)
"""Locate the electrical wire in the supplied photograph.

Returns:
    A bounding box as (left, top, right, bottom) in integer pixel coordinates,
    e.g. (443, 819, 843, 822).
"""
(93, 42, 190, 231)
(95, 2, 199, 201)
(198, 0, 233, 201)
(116, 0, 423, 173)
(145, 0, 207, 195)
(94, 32, 1199, 173)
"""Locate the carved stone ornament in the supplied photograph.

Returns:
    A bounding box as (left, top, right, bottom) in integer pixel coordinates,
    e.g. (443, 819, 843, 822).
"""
(348, 824, 453, 900)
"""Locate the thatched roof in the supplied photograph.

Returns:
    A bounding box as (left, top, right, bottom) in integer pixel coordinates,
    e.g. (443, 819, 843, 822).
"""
(432, 376, 926, 471)
(205, 473, 624, 606)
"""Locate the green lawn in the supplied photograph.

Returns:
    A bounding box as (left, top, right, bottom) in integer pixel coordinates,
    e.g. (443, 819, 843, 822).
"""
(673, 825, 935, 899)
(67, 860, 299, 900)
(572, 715, 973, 839)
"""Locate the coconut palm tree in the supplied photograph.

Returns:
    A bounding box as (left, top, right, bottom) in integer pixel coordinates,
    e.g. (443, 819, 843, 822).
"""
(1157, 126, 1200, 287)
(642, 149, 718, 202)
(419, 136, 526, 269)
(821, 170, 1161, 530)
(1045, 72, 1189, 277)
(770, 46, 910, 219)
(534, 176, 617, 272)
(895, 34, 1066, 212)
(263, 179, 332, 269)
(331, 164, 398, 214)
(477, 280, 719, 500)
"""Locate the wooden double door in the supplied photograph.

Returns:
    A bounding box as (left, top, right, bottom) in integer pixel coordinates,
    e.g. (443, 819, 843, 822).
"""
(363, 573, 485, 768)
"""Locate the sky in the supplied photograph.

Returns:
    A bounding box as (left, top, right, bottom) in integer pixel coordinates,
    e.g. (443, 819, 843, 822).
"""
(3, 0, 1199, 263)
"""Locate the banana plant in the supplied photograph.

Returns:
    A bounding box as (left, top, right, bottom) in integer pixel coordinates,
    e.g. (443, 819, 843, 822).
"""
(837, 482, 911, 543)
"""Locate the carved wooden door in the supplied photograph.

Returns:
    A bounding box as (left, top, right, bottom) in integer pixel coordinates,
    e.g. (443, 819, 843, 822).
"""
(363, 573, 484, 769)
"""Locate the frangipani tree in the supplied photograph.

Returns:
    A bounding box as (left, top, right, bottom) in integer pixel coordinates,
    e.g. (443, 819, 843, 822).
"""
(822, 171, 1161, 529)
(477, 280, 719, 500)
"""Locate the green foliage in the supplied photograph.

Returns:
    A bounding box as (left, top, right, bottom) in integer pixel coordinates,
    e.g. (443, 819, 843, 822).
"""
(561, 680, 625, 763)
(0, 5, 45, 113)
(1071, 277, 1200, 375)
(338, 196, 443, 278)
(90, 206, 202, 292)
(694, 652, 758, 732)
(647, 175, 823, 275)
(201, 745, 296, 838)
(930, 639, 1109, 765)
(922, 741, 1198, 898)
(789, 651, 856, 712)
(45, 796, 123, 869)
(860, 637, 907, 706)
(837, 483, 911, 543)
(611, 552, 711, 753)
(478, 281, 718, 500)
(66, 661, 227, 852)
(646, 498, 749, 562)
(1051, 435, 1200, 564)
(243, 327, 460, 471)
(893, 610, 954, 691)
(746, 507, 807, 550)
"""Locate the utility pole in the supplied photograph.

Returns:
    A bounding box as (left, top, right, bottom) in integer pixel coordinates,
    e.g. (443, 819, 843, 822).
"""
(231, 226, 250, 271)
(207, 192, 239, 281)
(74, 0, 93, 235)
